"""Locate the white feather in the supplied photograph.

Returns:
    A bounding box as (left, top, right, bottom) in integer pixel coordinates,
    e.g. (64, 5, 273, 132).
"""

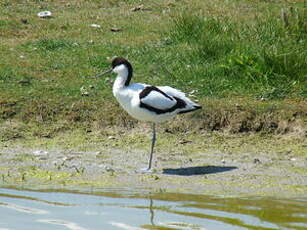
(157, 86, 200, 108)
(140, 90, 176, 110)
(157, 86, 186, 98)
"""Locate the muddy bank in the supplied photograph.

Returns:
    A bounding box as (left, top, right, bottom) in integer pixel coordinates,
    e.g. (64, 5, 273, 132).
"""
(1, 98, 307, 142)
(0, 129, 306, 197)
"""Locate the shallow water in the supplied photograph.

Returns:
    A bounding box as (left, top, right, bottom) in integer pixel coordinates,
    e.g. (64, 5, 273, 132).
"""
(0, 187, 306, 230)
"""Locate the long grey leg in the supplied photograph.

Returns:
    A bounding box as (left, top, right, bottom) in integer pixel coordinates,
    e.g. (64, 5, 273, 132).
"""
(147, 123, 156, 170)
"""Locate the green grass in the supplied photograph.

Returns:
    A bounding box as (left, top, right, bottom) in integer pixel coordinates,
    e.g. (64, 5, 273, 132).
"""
(0, 0, 306, 137)
(24, 38, 76, 51)
(165, 10, 306, 98)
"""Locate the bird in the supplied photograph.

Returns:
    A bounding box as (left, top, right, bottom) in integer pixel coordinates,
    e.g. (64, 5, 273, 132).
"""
(97, 57, 201, 172)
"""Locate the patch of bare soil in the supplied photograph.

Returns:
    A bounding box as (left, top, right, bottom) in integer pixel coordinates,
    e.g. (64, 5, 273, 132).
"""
(0, 134, 306, 197)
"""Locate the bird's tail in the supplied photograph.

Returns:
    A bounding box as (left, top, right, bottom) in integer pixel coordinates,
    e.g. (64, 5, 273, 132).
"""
(179, 104, 202, 114)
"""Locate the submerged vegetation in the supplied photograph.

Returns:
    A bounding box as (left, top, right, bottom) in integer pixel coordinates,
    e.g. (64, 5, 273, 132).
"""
(0, 0, 306, 139)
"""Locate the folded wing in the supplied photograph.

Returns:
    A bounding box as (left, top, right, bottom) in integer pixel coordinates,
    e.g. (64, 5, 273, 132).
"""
(139, 86, 177, 111)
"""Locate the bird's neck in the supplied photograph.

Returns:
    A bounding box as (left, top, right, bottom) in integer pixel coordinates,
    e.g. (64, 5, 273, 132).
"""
(112, 71, 129, 96)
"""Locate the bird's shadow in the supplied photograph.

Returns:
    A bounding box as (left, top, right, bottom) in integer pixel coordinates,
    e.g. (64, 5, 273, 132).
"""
(163, 165, 237, 176)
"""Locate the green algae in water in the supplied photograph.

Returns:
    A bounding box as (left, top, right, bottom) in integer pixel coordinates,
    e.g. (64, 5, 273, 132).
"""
(0, 187, 306, 230)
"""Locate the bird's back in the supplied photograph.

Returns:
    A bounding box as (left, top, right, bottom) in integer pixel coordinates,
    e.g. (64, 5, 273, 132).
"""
(157, 86, 200, 109)
(114, 82, 201, 123)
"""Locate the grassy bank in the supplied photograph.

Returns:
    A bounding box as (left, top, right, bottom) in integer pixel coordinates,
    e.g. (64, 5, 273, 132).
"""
(0, 0, 306, 140)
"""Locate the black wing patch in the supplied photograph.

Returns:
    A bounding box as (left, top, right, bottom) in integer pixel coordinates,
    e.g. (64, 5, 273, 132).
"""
(139, 86, 187, 114)
(139, 86, 173, 101)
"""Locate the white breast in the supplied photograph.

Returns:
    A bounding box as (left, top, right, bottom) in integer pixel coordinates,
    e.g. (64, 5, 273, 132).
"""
(113, 86, 170, 122)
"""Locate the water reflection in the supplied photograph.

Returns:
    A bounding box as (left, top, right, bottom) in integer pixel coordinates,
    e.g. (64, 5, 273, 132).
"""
(149, 198, 155, 226)
(0, 202, 48, 214)
(0, 187, 306, 230)
(110, 222, 142, 230)
(37, 219, 88, 230)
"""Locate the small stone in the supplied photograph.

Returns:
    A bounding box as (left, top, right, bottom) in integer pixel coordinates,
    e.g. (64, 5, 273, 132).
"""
(110, 27, 122, 32)
(131, 5, 146, 11)
(235, 103, 243, 110)
(108, 136, 116, 140)
(90, 24, 101, 28)
(42, 133, 51, 138)
(164, 128, 174, 134)
(18, 78, 31, 85)
(37, 11, 52, 18)
(179, 139, 192, 144)
(167, 3, 176, 7)
(21, 19, 28, 24)
(290, 157, 297, 161)
(38, 156, 48, 160)
(33, 150, 48, 156)
(80, 86, 89, 96)
(105, 166, 115, 172)
(253, 158, 261, 164)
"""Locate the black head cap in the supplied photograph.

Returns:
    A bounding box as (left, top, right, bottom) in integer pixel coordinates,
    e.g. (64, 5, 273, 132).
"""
(111, 57, 133, 86)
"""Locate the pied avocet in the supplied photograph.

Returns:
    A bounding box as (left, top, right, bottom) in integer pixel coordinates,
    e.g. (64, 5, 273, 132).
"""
(98, 57, 201, 172)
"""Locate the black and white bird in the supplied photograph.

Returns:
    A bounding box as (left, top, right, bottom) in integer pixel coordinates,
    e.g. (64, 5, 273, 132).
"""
(98, 57, 201, 172)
